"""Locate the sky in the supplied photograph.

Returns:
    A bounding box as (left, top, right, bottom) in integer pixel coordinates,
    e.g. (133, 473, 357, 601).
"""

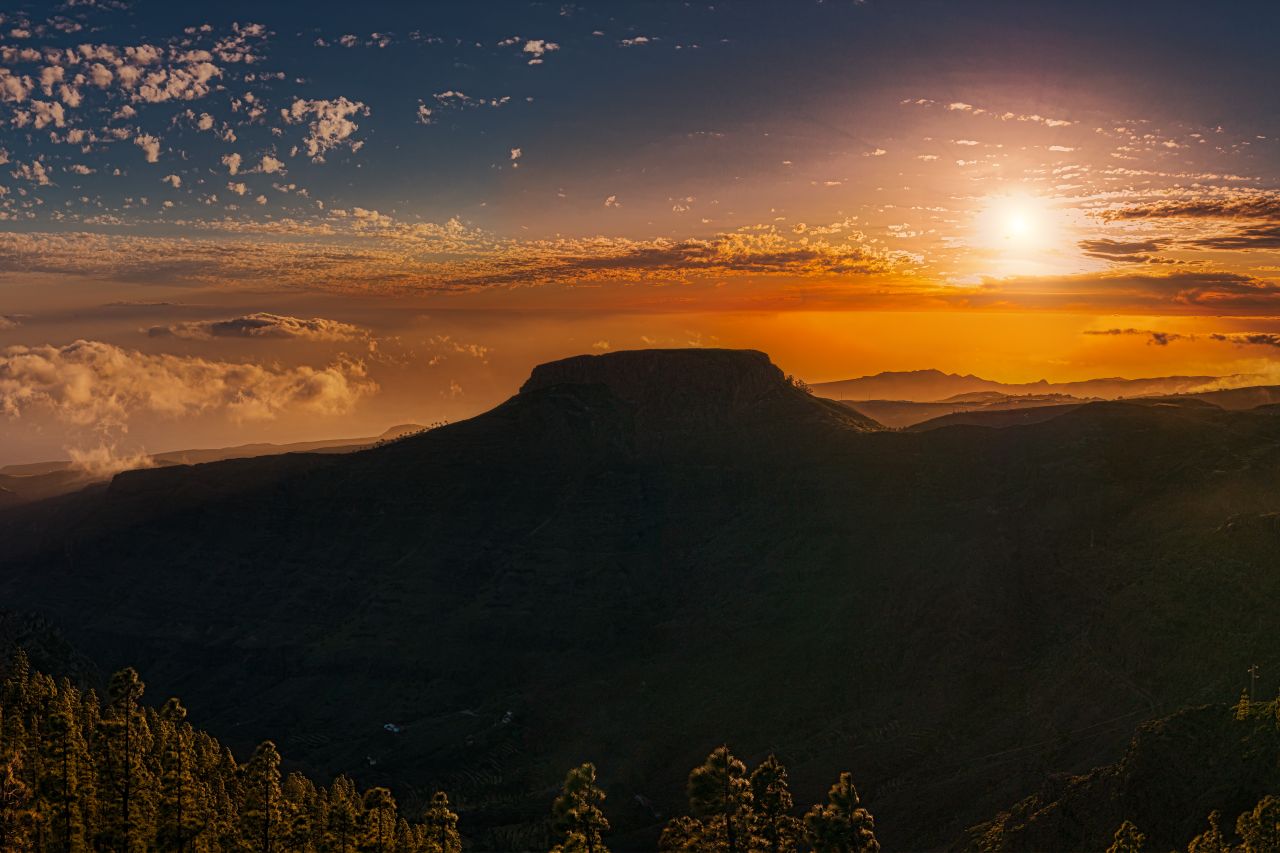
(2, 0, 1280, 465)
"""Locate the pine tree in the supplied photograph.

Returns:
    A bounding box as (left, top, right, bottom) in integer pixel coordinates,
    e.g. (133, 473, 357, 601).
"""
(750, 754, 801, 853)
(803, 772, 879, 853)
(0, 751, 34, 852)
(325, 774, 363, 853)
(96, 667, 154, 852)
(1235, 794, 1280, 853)
(661, 746, 754, 852)
(1187, 810, 1228, 853)
(358, 786, 397, 853)
(1105, 819, 1145, 853)
(280, 772, 316, 851)
(421, 790, 461, 853)
(658, 816, 708, 852)
(37, 696, 91, 853)
(550, 762, 610, 853)
(1235, 688, 1252, 720)
(155, 697, 205, 851)
(241, 740, 284, 852)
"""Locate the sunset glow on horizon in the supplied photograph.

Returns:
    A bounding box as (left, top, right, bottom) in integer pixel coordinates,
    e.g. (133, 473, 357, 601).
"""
(2, 0, 1280, 464)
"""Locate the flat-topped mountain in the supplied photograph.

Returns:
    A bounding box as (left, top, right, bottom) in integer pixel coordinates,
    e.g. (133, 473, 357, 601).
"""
(521, 348, 882, 441)
(5, 348, 1280, 849)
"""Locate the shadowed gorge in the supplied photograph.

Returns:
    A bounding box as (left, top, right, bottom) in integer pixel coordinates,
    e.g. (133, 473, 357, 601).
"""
(4, 348, 1280, 849)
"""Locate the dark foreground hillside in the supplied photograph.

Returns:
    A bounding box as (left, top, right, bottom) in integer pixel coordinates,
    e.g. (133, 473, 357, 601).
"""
(968, 698, 1280, 851)
(3, 348, 1280, 850)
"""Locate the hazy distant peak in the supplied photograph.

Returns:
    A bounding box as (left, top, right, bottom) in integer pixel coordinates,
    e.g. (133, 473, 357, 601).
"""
(812, 368, 1230, 403)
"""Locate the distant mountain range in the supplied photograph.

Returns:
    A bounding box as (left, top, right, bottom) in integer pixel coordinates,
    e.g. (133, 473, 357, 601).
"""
(811, 368, 1245, 403)
(809, 369, 1280, 429)
(0, 423, 425, 506)
(5, 349, 1280, 849)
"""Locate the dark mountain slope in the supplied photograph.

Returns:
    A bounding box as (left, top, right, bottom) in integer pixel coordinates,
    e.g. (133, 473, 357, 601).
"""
(0, 423, 426, 506)
(4, 350, 1280, 849)
(965, 700, 1280, 851)
(906, 402, 1085, 431)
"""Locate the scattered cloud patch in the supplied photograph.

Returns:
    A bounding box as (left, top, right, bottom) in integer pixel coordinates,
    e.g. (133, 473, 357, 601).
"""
(147, 312, 367, 342)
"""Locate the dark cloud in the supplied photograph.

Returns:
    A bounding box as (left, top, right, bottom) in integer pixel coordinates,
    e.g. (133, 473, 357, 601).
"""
(1078, 237, 1171, 263)
(456, 236, 893, 288)
(1184, 224, 1280, 250)
(1102, 194, 1280, 252)
(1082, 328, 1188, 346)
(1209, 332, 1280, 348)
(1105, 194, 1280, 221)
(1079, 238, 1166, 257)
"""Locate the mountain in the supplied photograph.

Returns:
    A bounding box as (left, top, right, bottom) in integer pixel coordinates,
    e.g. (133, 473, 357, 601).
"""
(4, 348, 1280, 849)
(832, 384, 1280, 430)
(812, 368, 1234, 403)
(0, 423, 426, 506)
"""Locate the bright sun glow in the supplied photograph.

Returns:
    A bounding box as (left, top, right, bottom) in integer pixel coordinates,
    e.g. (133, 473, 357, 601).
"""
(1005, 211, 1034, 240)
(968, 191, 1082, 277)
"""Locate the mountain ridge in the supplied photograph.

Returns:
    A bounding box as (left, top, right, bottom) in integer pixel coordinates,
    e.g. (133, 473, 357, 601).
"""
(813, 368, 1242, 403)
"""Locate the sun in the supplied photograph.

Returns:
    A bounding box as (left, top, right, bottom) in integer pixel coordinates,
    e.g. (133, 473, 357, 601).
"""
(985, 196, 1044, 245)
(969, 191, 1078, 276)
(1004, 210, 1035, 240)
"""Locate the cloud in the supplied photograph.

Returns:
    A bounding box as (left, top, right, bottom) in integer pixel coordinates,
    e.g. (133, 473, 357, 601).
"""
(0, 339, 376, 428)
(0, 221, 907, 296)
(452, 229, 899, 287)
(1078, 237, 1170, 263)
(134, 133, 161, 163)
(1104, 193, 1280, 221)
(1209, 333, 1280, 349)
(1102, 193, 1280, 251)
(222, 152, 242, 175)
(1082, 328, 1188, 346)
(1078, 238, 1166, 257)
(522, 39, 559, 64)
(66, 444, 156, 477)
(907, 98, 1074, 126)
(0, 314, 23, 330)
(1185, 225, 1280, 251)
(967, 270, 1280, 313)
(281, 97, 370, 161)
(147, 312, 367, 342)
(11, 160, 51, 185)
